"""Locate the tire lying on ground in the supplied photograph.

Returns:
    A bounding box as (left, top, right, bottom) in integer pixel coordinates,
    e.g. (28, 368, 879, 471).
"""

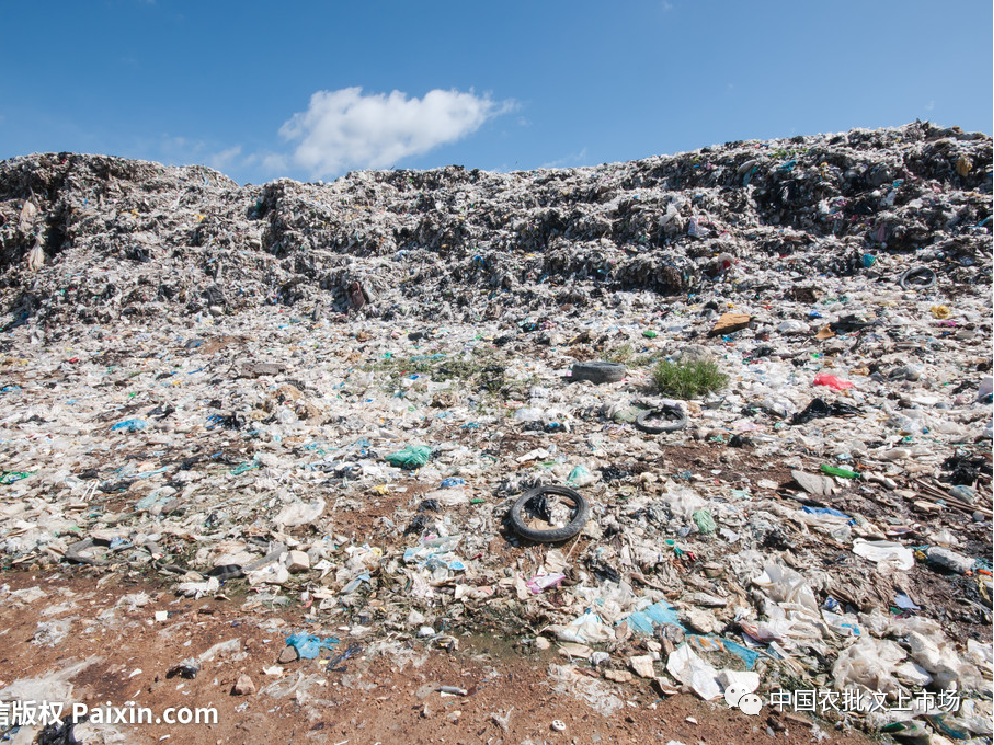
(570, 362, 626, 384)
(509, 485, 591, 542)
(899, 267, 937, 290)
(635, 404, 687, 434)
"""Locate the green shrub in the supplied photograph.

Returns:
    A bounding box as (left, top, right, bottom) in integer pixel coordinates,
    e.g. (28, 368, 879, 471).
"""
(603, 343, 634, 364)
(604, 344, 656, 368)
(652, 357, 729, 399)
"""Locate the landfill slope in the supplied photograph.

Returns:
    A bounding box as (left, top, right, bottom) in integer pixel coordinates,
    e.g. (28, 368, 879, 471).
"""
(0, 122, 991, 325)
(0, 122, 991, 744)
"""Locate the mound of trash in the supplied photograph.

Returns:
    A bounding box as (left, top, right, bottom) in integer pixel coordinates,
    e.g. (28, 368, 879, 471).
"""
(0, 122, 991, 742)
(0, 121, 990, 328)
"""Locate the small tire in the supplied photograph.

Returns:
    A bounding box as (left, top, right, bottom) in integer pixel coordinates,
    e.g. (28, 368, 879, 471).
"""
(635, 404, 687, 434)
(510, 485, 591, 542)
(66, 538, 109, 565)
(570, 362, 626, 384)
(899, 267, 936, 290)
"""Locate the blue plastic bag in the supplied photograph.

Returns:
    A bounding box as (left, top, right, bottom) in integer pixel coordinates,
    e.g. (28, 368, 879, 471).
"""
(285, 631, 339, 659)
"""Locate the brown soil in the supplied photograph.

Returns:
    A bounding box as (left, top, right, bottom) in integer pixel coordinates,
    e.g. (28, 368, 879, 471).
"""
(0, 572, 877, 745)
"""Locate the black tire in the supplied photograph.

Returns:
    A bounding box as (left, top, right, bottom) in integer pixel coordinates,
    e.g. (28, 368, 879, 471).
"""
(899, 267, 936, 290)
(635, 404, 687, 434)
(510, 485, 591, 542)
(66, 538, 109, 565)
(570, 362, 626, 384)
(208, 564, 244, 580)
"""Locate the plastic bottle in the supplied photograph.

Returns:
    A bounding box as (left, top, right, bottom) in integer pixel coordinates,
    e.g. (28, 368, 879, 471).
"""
(821, 465, 860, 479)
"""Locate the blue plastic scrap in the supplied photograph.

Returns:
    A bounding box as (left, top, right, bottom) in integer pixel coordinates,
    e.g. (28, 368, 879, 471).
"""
(135, 466, 168, 480)
(686, 634, 760, 670)
(111, 419, 147, 433)
(619, 600, 681, 635)
(285, 631, 339, 659)
(801, 505, 856, 526)
(893, 593, 921, 611)
(340, 573, 370, 594)
(837, 620, 861, 636)
(136, 493, 171, 510)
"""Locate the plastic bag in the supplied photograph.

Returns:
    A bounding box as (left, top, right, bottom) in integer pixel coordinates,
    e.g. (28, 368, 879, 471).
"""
(832, 638, 906, 694)
(273, 499, 325, 528)
(666, 643, 722, 700)
(550, 610, 613, 644)
(385, 445, 432, 469)
(622, 601, 681, 635)
(285, 631, 339, 659)
(567, 465, 596, 486)
(111, 419, 147, 433)
(812, 373, 854, 391)
(692, 509, 716, 535)
(660, 484, 704, 521)
(853, 539, 914, 572)
(526, 573, 565, 594)
(751, 562, 819, 612)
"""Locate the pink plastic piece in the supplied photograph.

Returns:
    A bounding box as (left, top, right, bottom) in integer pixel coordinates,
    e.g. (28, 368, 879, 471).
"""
(812, 373, 854, 391)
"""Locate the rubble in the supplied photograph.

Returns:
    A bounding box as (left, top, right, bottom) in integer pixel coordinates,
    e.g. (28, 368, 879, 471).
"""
(233, 674, 256, 696)
(0, 122, 991, 742)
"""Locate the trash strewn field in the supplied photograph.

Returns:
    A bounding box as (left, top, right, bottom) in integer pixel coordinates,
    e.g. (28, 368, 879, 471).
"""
(0, 122, 991, 744)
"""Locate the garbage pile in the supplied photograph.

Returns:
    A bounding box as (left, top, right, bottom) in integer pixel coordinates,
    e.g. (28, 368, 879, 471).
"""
(0, 122, 991, 742)
(0, 121, 990, 327)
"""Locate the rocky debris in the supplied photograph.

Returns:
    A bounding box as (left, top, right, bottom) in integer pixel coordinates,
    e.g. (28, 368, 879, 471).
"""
(285, 550, 310, 573)
(629, 654, 656, 678)
(277, 645, 299, 664)
(233, 674, 256, 696)
(604, 668, 633, 683)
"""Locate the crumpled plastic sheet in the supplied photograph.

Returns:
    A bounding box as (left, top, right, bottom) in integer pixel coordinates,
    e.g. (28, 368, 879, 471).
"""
(285, 631, 339, 659)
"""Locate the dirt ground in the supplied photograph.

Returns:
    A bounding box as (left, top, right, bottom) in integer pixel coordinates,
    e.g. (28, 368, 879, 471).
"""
(0, 572, 877, 745)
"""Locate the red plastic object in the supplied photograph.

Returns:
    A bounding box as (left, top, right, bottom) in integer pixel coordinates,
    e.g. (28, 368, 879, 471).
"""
(812, 373, 854, 390)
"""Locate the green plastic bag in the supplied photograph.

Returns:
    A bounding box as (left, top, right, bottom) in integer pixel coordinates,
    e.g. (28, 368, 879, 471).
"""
(0, 471, 33, 485)
(693, 509, 716, 535)
(567, 465, 595, 486)
(612, 405, 642, 424)
(386, 446, 432, 470)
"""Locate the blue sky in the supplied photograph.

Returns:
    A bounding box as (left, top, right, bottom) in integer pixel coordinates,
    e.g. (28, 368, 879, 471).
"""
(2, 1, 991, 184)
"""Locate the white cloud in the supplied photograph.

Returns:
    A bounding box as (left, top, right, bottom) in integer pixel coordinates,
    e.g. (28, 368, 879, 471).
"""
(208, 145, 241, 170)
(541, 148, 589, 169)
(261, 152, 289, 175)
(925, 101, 935, 112)
(155, 135, 208, 166)
(279, 87, 512, 177)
